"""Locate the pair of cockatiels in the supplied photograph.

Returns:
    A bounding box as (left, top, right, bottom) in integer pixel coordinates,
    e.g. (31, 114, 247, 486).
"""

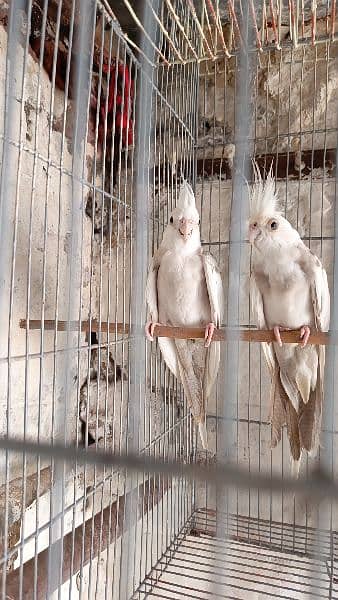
(145, 181, 223, 449)
(146, 173, 330, 471)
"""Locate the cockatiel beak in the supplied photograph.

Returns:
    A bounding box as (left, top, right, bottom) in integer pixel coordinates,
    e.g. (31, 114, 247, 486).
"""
(249, 222, 260, 244)
(179, 217, 194, 241)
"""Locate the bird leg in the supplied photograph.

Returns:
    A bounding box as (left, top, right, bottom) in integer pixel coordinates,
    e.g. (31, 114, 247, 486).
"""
(204, 322, 215, 348)
(273, 325, 290, 347)
(145, 321, 161, 342)
(299, 325, 311, 348)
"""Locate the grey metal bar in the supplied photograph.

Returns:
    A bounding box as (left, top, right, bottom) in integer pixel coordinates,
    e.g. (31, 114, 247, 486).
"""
(0, 436, 336, 501)
(0, 1, 28, 596)
(46, 1, 96, 597)
(118, 1, 158, 597)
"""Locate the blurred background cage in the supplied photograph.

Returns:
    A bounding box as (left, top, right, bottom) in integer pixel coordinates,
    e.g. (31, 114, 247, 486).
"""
(0, 0, 338, 598)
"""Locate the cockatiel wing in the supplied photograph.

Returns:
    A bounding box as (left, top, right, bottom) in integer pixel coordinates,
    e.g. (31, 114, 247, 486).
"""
(202, 252, 223, 397)
(145, 252, 180, 381)
(250, 274, 275, 375)
(309, 250, 330, 333)
(309, 249, 330, 402)
(202, 252, 223, 327)
(297, 248, 330, 455)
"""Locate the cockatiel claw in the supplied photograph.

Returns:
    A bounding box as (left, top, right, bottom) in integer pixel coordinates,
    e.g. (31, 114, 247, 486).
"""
(299, 325, 311, 348)
(145, 321, 160, 342)
(204, 322, 215, 348)
(273, 325, 283, 347)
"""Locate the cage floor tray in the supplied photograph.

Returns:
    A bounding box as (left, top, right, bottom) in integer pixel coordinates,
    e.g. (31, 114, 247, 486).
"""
(140, 533, 334, 599)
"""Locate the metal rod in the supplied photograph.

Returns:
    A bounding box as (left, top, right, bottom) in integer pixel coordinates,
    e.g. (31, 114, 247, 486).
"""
(0, 436, 336, 501)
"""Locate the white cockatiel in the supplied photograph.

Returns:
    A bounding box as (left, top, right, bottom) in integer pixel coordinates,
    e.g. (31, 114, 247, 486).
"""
(249, 164, 330, 477)
(145, 181, 223, 449)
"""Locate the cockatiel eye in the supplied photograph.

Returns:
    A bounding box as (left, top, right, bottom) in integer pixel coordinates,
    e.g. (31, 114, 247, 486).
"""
(269, 220, 278, 230)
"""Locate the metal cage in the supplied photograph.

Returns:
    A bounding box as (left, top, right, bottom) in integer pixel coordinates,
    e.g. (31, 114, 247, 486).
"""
(0, 1, 338, 599)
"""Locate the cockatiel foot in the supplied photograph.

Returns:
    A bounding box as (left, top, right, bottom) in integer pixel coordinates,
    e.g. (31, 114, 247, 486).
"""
(145, 321, 161, 342)
(273, 325, 290, 347)
(299, 325, 310, 348)
(204, 322, 215, 348)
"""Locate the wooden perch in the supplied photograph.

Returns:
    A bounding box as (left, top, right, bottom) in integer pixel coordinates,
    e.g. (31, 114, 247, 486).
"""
(19, 319, 129, 335)
(20, 320, 333, 345)
(152, 325, 331, 345)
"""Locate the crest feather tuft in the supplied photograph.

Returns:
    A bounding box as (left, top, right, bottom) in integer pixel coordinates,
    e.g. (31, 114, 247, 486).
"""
(249, 161, 279, 221)
(177, 180, 195, 209)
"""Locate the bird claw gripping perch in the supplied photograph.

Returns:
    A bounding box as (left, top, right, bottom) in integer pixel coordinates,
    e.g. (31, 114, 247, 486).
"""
(145, 321, 160, 342)
(204, 322, 215, 348)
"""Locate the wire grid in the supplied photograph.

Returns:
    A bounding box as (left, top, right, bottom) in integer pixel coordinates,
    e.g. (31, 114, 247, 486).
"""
(114, 0, 338, 64)
(135, 522, 336, 599)
(0, 1, 338, 600)
(142, 15, 338, 600)
(135, 4, 338, 600)
(0, 0, 198, 597)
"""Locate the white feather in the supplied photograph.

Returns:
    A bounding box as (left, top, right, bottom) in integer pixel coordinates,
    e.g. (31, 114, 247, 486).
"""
(199, 421, 208, 450)
(249, 161, 279, 222)
(177, 179, 195, 209)
(202, 252, 223, 327)
(250, 275, 275, 376)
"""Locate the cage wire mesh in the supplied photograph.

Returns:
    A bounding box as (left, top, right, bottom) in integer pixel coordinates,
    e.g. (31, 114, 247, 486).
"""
(0, 0, 338, 598)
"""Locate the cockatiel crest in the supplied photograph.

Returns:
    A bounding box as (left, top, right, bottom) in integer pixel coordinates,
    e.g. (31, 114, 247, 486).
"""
(177, 180, 196, 210)
(145, 180, 223, 450)
(249, 162, 279, 223)
(248, 164, 301, 250)
(249, 162, 330, 477)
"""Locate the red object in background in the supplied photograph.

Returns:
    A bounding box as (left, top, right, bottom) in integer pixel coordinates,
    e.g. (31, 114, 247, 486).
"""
(99, 60, 134, 148)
